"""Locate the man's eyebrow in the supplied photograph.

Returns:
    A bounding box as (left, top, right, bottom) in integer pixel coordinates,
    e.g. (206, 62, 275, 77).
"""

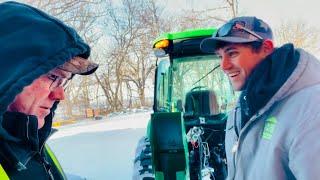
(224, 46, 236, 52)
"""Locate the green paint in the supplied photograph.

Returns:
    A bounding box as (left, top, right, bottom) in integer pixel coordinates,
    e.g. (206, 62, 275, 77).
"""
(45, 144, 67, 179)
(262, 116, 277, 140)
(0, 164, 9, 180)
(153, 28, 217, 46)
(155, 171, 164, 180)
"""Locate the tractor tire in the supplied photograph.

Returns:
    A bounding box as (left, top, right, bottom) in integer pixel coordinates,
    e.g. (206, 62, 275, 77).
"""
(132, 136, 155, 180)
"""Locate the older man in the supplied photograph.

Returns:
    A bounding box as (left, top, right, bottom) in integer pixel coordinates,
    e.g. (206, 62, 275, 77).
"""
(0, 1, 98, 179)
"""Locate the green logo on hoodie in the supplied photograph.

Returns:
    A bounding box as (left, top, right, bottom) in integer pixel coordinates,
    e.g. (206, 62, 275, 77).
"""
(262, 116, 277, 140)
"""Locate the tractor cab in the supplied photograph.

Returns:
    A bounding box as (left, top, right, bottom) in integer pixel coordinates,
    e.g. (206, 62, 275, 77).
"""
(134, 28, 237, 180)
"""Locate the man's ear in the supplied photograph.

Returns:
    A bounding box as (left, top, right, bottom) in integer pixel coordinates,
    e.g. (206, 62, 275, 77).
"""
(262, 39, 274, 55)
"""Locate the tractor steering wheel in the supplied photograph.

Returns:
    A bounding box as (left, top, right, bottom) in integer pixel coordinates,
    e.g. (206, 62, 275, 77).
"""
(190, 86, 207, 91)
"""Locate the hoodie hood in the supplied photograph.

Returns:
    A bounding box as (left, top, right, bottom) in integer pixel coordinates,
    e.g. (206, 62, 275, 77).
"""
(240, 44, 300, 125)
(249, 47, 320, 119)
(0, 1, 91, 141)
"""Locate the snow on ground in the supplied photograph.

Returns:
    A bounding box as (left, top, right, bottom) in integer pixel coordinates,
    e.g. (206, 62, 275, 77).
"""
(47, 111, 151, 180)
(50, 111, 150, 139)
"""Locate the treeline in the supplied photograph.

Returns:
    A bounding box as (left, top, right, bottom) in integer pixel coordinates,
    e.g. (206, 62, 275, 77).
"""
(22, 0, 319, 119)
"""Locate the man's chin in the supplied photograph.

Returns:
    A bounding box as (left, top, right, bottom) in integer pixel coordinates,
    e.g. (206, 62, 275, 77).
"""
(231, 83, 243, 91)
(229, 78, 246, 91)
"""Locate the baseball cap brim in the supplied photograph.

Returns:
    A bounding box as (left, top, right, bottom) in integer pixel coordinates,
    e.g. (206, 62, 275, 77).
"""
(58, 56, 99, 75)
(200, 36, 258, 53)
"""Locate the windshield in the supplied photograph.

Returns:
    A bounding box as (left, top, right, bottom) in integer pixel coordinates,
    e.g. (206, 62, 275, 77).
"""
(171, 55, 237, 113)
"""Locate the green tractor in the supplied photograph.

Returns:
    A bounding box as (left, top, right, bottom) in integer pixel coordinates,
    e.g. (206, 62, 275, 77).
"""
(133, 28, 237, 180)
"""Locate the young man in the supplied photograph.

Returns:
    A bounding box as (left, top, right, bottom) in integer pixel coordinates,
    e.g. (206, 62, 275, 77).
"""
(201, 16, 320, 180)
(0, 1, 98, 179)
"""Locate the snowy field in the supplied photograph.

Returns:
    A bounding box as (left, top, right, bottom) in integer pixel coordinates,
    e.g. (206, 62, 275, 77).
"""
(47, 111, 151, 180)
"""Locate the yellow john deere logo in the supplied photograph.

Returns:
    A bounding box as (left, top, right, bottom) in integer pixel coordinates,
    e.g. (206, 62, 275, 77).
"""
(262, 116, 277, 140)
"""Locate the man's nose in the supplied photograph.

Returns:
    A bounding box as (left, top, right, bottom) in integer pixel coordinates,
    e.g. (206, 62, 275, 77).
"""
(220, 57, 232, 71)
(49, 87, 65, 100)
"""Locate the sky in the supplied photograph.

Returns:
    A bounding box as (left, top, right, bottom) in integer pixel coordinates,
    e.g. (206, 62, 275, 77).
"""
(166, 0, 320, 30)
(240, 0, 320, 29)
(164, 0, 320, 56)
(3, 0, 320, 31)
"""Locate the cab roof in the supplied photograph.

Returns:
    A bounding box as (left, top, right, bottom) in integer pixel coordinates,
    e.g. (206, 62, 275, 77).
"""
(153, 28, 217, 47)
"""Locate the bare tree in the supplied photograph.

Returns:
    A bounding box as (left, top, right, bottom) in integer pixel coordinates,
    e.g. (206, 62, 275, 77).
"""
(123, 0, 164, 106)
(169, 0, 239, 30)
(275, 21, 320, 55)
(19, 0, 242, 115)
(226, 0, 238, 18)
(94, 0, 165, 109)
(25, 0, 104, 46)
